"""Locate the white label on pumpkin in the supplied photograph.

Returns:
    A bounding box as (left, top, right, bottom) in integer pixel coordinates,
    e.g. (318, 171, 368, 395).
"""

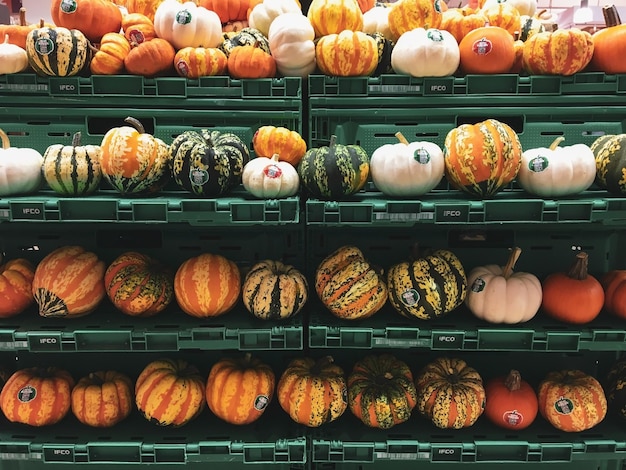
(471, 278, 486, 293)
(414, 147, 431, 164)
(35, 38, 54, 56)
(472, 38, 493, 56)
(17, 385, 36, 403)
(400, 289, 420, 306)
(190, 168, 209, 185)
(341, 387, 348, 403)
(60, 0, 77, 13)
(254, 395, 269, 411)
(264, 164, 283, 179)
(502, 410, 523, 426)
(176, 59, 190, 77)
(176, 10, 192, 25)
(554, 397, 574, 414)
(427, 30, 444, 42)
(529, 156, 549, 172)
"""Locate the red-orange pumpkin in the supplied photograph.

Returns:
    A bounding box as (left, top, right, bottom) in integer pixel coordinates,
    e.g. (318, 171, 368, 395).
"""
(484, 370, 538, 430)
(197, 0, 260, 23)
(71, 370, 134, 427)
(590, 5, 626, 74)
(50, 0, 123, 43)
(0, 257, 35, 318)
(459, 25, 516, 74)
(601, 269, 626, 319)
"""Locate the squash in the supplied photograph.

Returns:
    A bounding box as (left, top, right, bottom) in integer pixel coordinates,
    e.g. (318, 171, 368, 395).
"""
(277, 356, 347, 427)
(439, 8, 487, 44)
(267, 12, 317, 77)
(591, 4, 626, 74)
(42, 132, 103, 197)
(206, 353, 275, 425)
(174, 46, 228, 78)
(122, 0, 165, 21)
(123, 37, 176, 77)
(362, 6, 392, 39)
(541, 252, 604, 325)
(368, 32, 394, 76)
(242, 154, 300, 199)
(248, 0, 302, 37)
(0, 34, 29, 74)
(71, 371, 134, 427)
(228, 44, 276, 79)
(517, 137, 596, 198)
(122, 12, 157, 46)
(391, 28, 459, 78)
(347, 354, 417, 429)
(32, 245, 106, 319)
(197, 0, 261, 23)
(369, 132, 444, 197)
(220, 27, 271, 57)
(465, 247, 542, 324)
(601, 270, 626, 320)
(316, 30, 379, 77)
(480, 2, 521, 36)
(0, 7, 37, 50)
(170, 130, 250, 197)
(252, 126, 307, 167)
(459, 25, 516, 74)
(315, 245, 388, 320)
(135, 358, 205, 427)
(0, 257, 36, 318)
(0, 129, 44, 197)
(415, 357, 485, 429)
(484, 370, 538, 430)
(154, 0, 223, 49)
(222, 20, 249, 33)
(0, 367, 75, 426)
(592, 133, 626, 195)
(50, 0, 123, 43)
(522, 28, 594, 76)
(90, 32, 131, 75)
(307, 0, 364, 37)
(605, 358, 626, 421)
(538, 369, 607, 432)
(387, 0, 444, 42)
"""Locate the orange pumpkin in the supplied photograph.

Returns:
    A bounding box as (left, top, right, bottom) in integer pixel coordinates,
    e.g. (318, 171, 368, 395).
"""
(90, 32, 131, 75)
(122, 12, 157, 46)
(0, 367, 75, 426)
(484, 370, 538, 430)
(197, 0, 259, 23)
(252, 126, 307, 166)
(481, 3, 521, 36)
(222, 20, 249, 33)
(440, 8, 487, 44)
(227, 44, 276, 79)
(0, 7, 37, 49)
(590, 5, 626, 74)
(307, 0, 364, 37)
(315, 30, 378, 77)
(459, 25, 516, 74)
(50, 0, 123, 43)
(387, 0, 443, 42)
(357, 0, 375, 12)
(71, 370, 134, 427)
(122, 0, 164, 21)
(601, 269, 626, 319)
(174, 47, 228, 78)
(0, 257, 35, 318)
(522, 28, 594, 76)
(123, 37, 176, 77)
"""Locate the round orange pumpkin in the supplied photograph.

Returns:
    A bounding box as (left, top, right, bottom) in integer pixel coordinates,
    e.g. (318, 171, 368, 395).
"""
(90, 32, 131, 75)
(0, 257, 35, 318)
(227, 44, 276, 79)
(0, 7, 37, 49)
(459, 25, 516, 74)
(484, 370, 538, 430)
(197, 0, 259, 23)
(50, 0, 123, 43)
(174, 47, 228, 79)
(252, 126, 307, 166)
(71, 370, 134, 427)
(123, 37, 176, 77)
(601, 269, 626, 319)
(122, 12, 157, 46)
(590, 5, 626, 74)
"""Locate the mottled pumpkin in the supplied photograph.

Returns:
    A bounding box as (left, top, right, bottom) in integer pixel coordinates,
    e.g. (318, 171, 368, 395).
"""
(605, 358, 626, 421)
(522, 28, 594, 76)
(174, 47, 228, 79)
(388, 0, 444, 41)
(440, 8, 487, 44)
(0, 257, 35, 318)
(591, 133, 626, 195)
(307, 0, 364, 37)
(123, 0, 165, 21)
(315, 30, 379, 77)
(220, 27, 271, 57)
(481, 2, 521, 36)
(252, 126, 307, 166)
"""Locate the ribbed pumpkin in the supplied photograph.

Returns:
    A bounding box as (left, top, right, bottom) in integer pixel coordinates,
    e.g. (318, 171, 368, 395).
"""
(298, 136, 370, 201)
(122, 13, 157, 46)
(174, 47, 228, 79)
(100, 117, 172, 196)
(277, 356, 347, 427)
(522, 28, 594, 76)
(0, 367, 75, 426)
(387, 0, 444, 42)
(307, 0, 364, 37)
(315, 245, 388, 321)
(538, 369, 607, 432)
(415, 357, 485, 429)
(484, 370, 538, 430)
(32, 245, 106, 319)
(440, 8, 487, 44)
(71, 370, 134, 428)
(481, 3, 521, 36)
(0, 257, 35, 318)
(252, 126, 307, 166)
(348, 354, 418, 429)
(242, 260, 308, 321)
(50, 0, 123, 43)
(90, 32, 131, 75)
(170, 130, 250, 197)
(316, 30, 379, 77)
(123, 37, 175, 77)
(104, 252, 174, 317)
(220, 27, 271, 57)
(42, 132, 102, 197)
(590, 5, 626, 74)
(0, 7, 37, 49)
(592, 133, 626, 195)
(387, 247, 467, 321)
(174, 253, 241, 318)
(228, 44, 276, 79)
(601, 270, 626, 320)
(605, 358, 626, 421)
(206, 353, 275, 425)
(444, 119, 522, 199)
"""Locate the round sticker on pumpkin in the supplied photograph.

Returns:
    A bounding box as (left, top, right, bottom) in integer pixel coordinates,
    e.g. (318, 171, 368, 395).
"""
(189, 168, 209, 185)
(414, 147, 431, 164)
(434, 0, 443, 12)
(35, 38, 54, 56)
(503, 410, 523, 426)
(471, 278, 486, 293)
(254, 395, 269, 411)
(176, 60, 190, 77)
(529, 156, 549, 172)
(554, 397, 574, 414)
(128, 29, 146, 46)
(17, 385, 36, 403)
(341, 386, 348, 403)
(400, 289, 420, 306)
(473, 37, 493, 56)
(176, 10, 192, 25)
(60, 0, 77, 13)
(427, 30, 444, 42)
(264, 164, 283, 179)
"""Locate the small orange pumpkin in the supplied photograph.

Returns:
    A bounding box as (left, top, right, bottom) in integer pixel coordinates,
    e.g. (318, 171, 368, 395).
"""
(122, 12, 157, 46)
(252, 126, 307, 166)
(0, 257, 35, 318)
(601, 269, 626, 319)
(71, 371, 134, 428)
(123, 37, 176, 77)
(174, 47, 228, 78)
(459, 25, 515, 74)
(227, 44, 276, 79)
(50, 0, 123, 43)
(90, 32, 131, 75)
(590, 5, 626, 74)
(0, 7, 37, 49)
(484, 370, 538, 430)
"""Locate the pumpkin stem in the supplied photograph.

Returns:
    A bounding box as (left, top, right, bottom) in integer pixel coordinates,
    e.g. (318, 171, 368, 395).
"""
(602, 4, 622, 27)
(88, 372, 106, 386)
(549, 136, 565, 151)
(567, 252, 590, 280)
(504, 369, 522, 391)
(124, 116, 145, 134)
(243, 352, 253, 364)
(19, 7, 27, 26)
(395, 132, 409, 145)
(502, 247, 522, 279)
(71, 132, 82, 147)
(312, 356, 335, 375)
(535, 8, 548, 18)
(270, 153, 281, 163)
(38, 19, 45, 28)
(2, 34, 8, 45)
(0, 129, 9, 150)
(329, 135, 337, 149)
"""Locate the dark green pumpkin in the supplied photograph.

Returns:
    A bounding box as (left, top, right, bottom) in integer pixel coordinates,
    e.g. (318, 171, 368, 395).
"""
(220, 28, 271, 57)
(591, 133, 626, 194)
(368, 32, 394, 76)
(605, 358, 626, 420)
(170, 130, 250, 197)
(297, 135, 370, 200)
(25, 23, 90, 77)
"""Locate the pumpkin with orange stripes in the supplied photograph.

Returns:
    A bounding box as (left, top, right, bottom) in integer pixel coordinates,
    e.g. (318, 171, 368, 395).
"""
(135, 358, 205, 427)
(206, 353, 275, 425)
(522, 28, 594, 76)
(0, 367, 75, 426)
(315, 30, 379, 77)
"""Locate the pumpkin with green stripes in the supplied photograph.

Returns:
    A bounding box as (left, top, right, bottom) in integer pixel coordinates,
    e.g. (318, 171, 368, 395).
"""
(298, 135, 370, 201)
(25, 21, 90, 77)
(605, 358, 626, 421)
(348, 353, 417, 429)
(386, 247, 467, 320)
(242, 260, 308, 321)
(415, 357, 485, 429)
(369, 32, 394, 76)
(42, 132, 102, 197)
(518, 14, 545, 41)
(591, 133, 626, 195)
(220, 27, 270, 57)
(171, 130, 250, 197)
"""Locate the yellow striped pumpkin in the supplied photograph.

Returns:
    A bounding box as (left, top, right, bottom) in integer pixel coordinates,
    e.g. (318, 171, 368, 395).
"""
(315, 30, 379, 77)
(481, 3, 521, 36)
(388, 0, 444, 42)
(32, 245, 106, 318)
(25, 22, 90, 77)
(174, 47, 228, 79)
(307, 0, 364, 37)
(522, 28, 594, 76)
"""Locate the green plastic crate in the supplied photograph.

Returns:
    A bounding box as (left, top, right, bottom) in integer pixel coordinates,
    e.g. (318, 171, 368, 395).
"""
(309, 462, 624, 470)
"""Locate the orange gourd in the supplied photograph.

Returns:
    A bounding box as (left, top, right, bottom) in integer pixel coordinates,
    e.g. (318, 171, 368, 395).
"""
(590, 4, 626, 74)
(522, 28, 594, 76)
(484, 370, 538, 430)
(459, 25, 515, 74)
(123, 37, 175, 77)
(0, 8, 36, 49)
(71, 371, 134, 427)
(122, 12, 157, 46)
(601, 269, 626, 319)
(50, 0, 123, 43)
(252, 126, 307, 166)
(90, 32, 131, 75)
(174, 47, 228, 78)
(0, 257, 35, 318)
(357, 0, 375, 13)
(227, 44, 276, 79)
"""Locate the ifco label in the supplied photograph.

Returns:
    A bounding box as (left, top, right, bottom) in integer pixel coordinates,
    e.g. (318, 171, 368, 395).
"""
(529, 156, 549, 172)
(18, 385, 37, 403)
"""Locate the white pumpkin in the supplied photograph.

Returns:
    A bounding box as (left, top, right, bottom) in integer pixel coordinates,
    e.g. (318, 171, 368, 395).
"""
(268, 13, 317, 77)
(481, 0, 537, 17)
(391, 28, 460, 77)
(248, 0, 302, 37)
(517, 136, 596, 198)
(0, 129, 44, 196)
(362, 6, 392, 40)
(465, 247, 542, 324)
(370, 132, 444, 197)
(242, 154, 300, 199)
(0, 35, 29, 75)
(154, 0, 222, 50)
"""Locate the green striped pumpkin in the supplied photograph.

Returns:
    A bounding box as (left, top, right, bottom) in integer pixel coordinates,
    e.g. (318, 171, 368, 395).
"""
(348, 354, 417, 429)
(42, 132, 102, 196)
(25, 23, 90, 77)
(387, 248, 467, 320)
(170, 130, 250, 197)
(220, 28, 271, 57)
(605, 359, 626, 421)
(591, 133, 626, 195)
(519, 15, 546, 41)
(298, 135, 370, 200)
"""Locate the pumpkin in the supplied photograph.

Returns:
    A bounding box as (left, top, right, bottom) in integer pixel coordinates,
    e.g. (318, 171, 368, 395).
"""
(518, 14, 545, 41)
(242, 260, 308, 320)
(538, 369, 607, 432)
(170, 130, 250, 197)
(601, 270, 626, 320)
(220, 27, 271, 57)
(248, 0, 302, 37)
(71, 371, 134, 427)
(465, 247, 542, 324)
(206, 353, 275, 425)
(509, 35, 524, 73)
(480, 2, 521, 36)
(362, 5, 392, 39)
(122, 12, 158, 46)
(592, 133, 626, 195)
(197, 0, 259, 23)
(440, 8, 487, 44)
(25, 21, 90, 77)
(123, 37, 176, 77)
(135, 358, 205, 427)
(100, 117, 172, 196)
(223, 20, 249, 33)
(590, 5, 626, 74)
(443, 118, 522, 199)
(50, 0, 123, 43)
(533, 8, 558, 32)
(0, 34, 29, 74)
(369, 132, 444, 197)
(174, 46, 228, 78)
(0, 7, 37, 50)
(228, 44, 276, 78)
(605, 358, 626, 421)
(90, 32, 131, 75)
(297, 135, 370, 200)
(267, 12, 317, 77)
(0, 129, 44, 197)
(32, 245, 106, 319)
(0, 257, 36, 318)
(484, 370, 538, 430)
(307, 0, 364, 37)
(541, 252, 604, 325)
(104, 252, 174, 317)
(386, 246, 467, 320)
(174, 253, 241, 318)
(242, 154, 300, 199)
(315, 30, 378, 77)
(347, 354, 417, 429)
(415, 357, 485, 429)
(357, 0, 376, 13)
(391, 28, 459, 78)
(368, 32, 394, 76)
(506, 0, 537, 16)
(154, 0, 223, 49)
(122, 0, 165, 21)
(42, 131, 103, 197)
(459, 25, 516, 74)
(522, 28, 594, 76)
(387, 0, 444, 42)
(315, 245, 388, 320)
(252, 126, 307, 166)
(0, 367, 75, 426)
(277, 356, 348, 427)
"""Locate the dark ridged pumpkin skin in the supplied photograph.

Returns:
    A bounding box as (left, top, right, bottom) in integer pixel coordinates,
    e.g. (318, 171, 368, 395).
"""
(591, 134, 626, 194)
(387, 249, 467, 320)
(220, 28, 271, 57)
(605, 359, 626, 421)
(242, 260, 308, 320)
(26, 25, 90, 77)
(298, 136, 370, 200)
(369, 32, 394, 76)
(348, 354, 417, 429)
(171, 130, 250, 197)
